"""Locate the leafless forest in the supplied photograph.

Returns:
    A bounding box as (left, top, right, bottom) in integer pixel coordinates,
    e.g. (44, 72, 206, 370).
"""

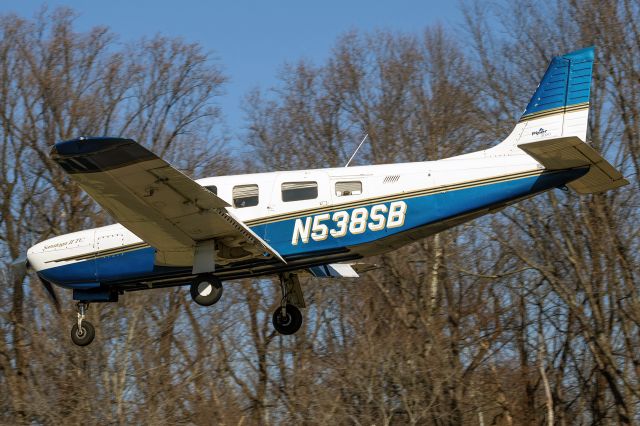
(0, 1, 638, 424)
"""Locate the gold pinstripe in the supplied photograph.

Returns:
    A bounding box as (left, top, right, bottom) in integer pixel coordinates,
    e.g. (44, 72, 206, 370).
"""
(46, 242, 149, 263)
(519, 102, 589, 122)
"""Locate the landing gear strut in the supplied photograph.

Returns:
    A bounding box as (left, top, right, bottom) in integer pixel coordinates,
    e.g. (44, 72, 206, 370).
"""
(71, 302, 95, 346)
(190, 275, 223, 306)
(272, 273, 305, 335)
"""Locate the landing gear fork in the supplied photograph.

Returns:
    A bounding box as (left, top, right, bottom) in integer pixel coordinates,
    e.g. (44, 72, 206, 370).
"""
(71, 302, 95, 346)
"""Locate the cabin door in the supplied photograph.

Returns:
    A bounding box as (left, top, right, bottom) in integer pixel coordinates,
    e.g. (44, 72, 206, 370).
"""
(263, 171, 330, 251)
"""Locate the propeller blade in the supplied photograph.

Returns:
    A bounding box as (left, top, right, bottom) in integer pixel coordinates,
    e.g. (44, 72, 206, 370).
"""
(10, 255, 28, 277)
(38, 277, 61, 313)
(11, 255, 61, 313)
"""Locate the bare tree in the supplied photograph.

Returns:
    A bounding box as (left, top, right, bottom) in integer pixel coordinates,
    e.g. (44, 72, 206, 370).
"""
(0, 7, 230, 424)
(1, 1, 638, 424)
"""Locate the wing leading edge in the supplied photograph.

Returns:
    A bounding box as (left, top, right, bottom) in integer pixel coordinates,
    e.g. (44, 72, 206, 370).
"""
(50, 137, 285, 269)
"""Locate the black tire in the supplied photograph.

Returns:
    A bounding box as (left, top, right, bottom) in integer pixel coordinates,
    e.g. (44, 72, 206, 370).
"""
(71, 321, 95, 346)
(272, 304, 303, 335)
(190, 276, 223, 306)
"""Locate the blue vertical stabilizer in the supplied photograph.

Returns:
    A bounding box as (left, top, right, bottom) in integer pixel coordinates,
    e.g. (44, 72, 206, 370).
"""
(520, 47, 594, 120)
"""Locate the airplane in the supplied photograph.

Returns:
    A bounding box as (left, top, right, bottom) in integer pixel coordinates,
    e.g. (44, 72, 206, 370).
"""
(21, 46, 628, 346)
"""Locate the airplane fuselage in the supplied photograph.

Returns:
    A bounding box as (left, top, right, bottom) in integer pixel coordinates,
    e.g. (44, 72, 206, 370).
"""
(27, 149, 587, 293)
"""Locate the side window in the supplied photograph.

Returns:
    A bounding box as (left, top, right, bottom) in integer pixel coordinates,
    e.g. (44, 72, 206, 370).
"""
(282, 181, 318, 202)
(205, 185, 217, 195)
(335, 181, 362, 196)
(233, 184, 259, 208)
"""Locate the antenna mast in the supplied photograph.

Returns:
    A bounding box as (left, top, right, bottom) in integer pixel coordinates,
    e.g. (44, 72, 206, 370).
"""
(344, 134, 368, 167)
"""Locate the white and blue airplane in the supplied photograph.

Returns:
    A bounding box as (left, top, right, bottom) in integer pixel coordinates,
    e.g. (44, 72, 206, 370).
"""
(24, 47, 628, 345)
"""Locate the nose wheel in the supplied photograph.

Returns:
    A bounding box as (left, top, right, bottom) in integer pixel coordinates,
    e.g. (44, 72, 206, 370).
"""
(71, 302, 95, 346)
(190, 275, 223, 306)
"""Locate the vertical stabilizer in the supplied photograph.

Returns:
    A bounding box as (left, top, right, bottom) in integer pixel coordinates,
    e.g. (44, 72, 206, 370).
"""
(494, 47, 594, 152)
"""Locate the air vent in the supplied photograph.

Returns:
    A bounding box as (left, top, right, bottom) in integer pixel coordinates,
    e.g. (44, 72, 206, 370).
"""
(383, 175, 400, 183)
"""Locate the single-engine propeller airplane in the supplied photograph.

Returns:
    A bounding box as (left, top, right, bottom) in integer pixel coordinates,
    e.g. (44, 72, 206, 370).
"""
(21, 47, 628, 345)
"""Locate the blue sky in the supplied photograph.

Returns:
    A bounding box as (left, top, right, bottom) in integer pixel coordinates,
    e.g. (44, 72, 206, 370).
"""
(4, 1, 463, 141)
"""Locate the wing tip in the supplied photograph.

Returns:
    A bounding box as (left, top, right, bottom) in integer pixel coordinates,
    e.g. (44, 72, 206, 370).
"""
(52, 136, 137, 157)
(51, 137, 155, 174)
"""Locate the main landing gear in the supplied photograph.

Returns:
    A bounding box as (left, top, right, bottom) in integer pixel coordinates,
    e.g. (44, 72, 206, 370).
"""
(272, 273, 305, 335)
(272, 304, 302, 335)
(187, 272, 306, 335)
(190, 275, 223, 306)
(71, 302, 95, 346)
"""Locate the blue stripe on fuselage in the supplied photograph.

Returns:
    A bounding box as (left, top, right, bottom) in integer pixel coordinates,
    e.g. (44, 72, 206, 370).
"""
(38, 168, 587, 288)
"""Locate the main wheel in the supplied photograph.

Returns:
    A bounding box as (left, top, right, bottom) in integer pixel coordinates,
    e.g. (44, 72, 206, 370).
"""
(272, 304, 303, 335)
(190, 276, 223, 306)
(71, 321, 95, 346)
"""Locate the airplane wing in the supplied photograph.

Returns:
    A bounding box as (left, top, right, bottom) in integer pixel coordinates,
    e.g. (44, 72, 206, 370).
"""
(518, 136, 629, 194)
(50, 137, 285, 271)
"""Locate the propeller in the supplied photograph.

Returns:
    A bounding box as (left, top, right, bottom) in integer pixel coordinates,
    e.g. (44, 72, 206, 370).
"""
(10, 255, 61, 313)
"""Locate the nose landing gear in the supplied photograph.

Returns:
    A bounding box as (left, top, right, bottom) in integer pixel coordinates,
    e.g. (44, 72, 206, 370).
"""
(71, 302, 95, 346)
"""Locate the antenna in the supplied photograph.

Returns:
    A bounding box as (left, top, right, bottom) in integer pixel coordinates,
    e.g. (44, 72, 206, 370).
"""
(344, 134, 368, 167)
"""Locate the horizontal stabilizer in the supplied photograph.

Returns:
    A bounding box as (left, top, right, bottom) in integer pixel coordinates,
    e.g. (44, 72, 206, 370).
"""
(518, 136, 629, 194)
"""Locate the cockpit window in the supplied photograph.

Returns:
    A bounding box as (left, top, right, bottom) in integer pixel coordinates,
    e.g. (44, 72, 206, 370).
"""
(205, 185, 217, 195)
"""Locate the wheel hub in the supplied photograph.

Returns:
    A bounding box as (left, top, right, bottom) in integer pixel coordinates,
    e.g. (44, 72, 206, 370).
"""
(197, 282, 213, 297)
(278, 312, 292, 326)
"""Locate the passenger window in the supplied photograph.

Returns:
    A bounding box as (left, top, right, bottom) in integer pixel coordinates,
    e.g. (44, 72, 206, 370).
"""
(282, 181, 318, 202)
(335, 181, 362, 196)
(205, 185, 217, 195)
(233, 184, 259, 208)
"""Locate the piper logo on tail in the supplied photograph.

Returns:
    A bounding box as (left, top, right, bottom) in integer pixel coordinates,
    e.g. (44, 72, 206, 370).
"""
(291, 201, 407, 245)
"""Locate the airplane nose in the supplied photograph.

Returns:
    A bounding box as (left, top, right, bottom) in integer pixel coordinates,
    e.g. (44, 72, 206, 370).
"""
(26, 242, 44, 273)
(24, 243, 61, 311)
(26, 245, 35, 266)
